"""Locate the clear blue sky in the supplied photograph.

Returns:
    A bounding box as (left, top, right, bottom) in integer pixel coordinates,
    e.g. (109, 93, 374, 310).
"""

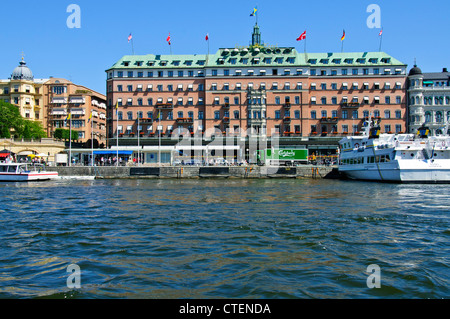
(1, 0, 449, 95)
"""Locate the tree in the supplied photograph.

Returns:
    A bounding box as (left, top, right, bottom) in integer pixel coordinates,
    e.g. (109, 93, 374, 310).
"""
(0, 100, 23, 138)
(0, 101, 47, 139)
(53, 128, 78, 141)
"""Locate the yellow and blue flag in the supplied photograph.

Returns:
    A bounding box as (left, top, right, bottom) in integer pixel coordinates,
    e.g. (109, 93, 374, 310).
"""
(250, 7, 257, 17)
(88, 112, 93, 123)
(64, 113, 71, 126)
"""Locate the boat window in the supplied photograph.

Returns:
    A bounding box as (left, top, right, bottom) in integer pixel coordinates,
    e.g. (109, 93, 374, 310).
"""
(8, 166, 17, 173)
(385, 155, 391, 162)
(375, 156, 380, 163)
(0, 166, 6, 172)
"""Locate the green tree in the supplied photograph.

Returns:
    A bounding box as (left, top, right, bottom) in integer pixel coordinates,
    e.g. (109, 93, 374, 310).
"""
(0, 100, 23, 138)
(53, 128, 78, 141)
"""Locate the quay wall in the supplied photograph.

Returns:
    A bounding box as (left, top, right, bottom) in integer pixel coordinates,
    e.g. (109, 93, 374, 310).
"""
(46, 166, 340, 180)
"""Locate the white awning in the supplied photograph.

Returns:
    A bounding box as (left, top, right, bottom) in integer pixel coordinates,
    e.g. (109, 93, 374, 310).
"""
(311, 97, 316, 102)
(127, 125, 133, 130)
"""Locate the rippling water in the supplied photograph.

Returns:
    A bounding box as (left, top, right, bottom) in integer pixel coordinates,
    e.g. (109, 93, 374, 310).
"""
(0, 178, 448, 299)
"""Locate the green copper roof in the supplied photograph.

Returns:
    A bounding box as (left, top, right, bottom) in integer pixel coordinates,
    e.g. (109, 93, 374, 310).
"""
(107, 50, 405, 71)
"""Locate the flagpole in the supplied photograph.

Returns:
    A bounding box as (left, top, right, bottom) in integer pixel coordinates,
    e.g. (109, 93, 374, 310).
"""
(69, 111, 72, 167)
(131, 38, 135, 55)
(137, 111, 140, 166)
(91, 115, 93, 166)
(379, 28, 383, 52)
(116, 103, 119, 167)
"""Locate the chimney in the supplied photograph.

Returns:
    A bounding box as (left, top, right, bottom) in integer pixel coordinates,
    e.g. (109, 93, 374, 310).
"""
(443, 68, 448, 73)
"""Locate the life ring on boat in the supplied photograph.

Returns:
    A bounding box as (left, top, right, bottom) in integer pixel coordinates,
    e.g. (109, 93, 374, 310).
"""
(354, 143, 360, 149)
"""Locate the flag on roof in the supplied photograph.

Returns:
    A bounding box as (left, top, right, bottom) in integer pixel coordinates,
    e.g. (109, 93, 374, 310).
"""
(128, 33, 132, 43)
(341, 30, 346, 41)
(167, 33, 171, 45)
(250, 7, 257, 16)
(205, 33, 209, 41)
(297, 30, 306, 41)
(379, 29, 383, 36)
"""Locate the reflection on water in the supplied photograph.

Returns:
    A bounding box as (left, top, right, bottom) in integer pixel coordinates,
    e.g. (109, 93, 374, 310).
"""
(0, 178, 448, 299)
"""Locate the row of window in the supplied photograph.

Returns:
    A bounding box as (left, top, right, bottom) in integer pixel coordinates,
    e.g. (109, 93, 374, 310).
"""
(117, 109, 402, 121)
(410, 96, 450, 106)
(109, 67, 403, 79)
(312, 96, 402, 105)
(340, 154, 392, 165)
(110, 81, 403, 93)
(411, 111, 450, 123)
(113, 95, 403, 107)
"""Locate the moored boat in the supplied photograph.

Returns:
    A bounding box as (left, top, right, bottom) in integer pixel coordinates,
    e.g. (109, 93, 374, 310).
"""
(338, 119, 450, 183)
(0, 163, 59, 182)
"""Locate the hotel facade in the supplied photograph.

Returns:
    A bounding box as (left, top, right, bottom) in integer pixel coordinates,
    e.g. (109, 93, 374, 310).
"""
(106, 25, 408, 163)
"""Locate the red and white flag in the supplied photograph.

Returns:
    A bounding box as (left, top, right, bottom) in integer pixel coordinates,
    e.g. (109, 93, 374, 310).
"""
(205, 33, 209, 41)
(166, 33, 171, 45)
(296, 30, 306, 41)
(128, 33, 132, 42)
(379, 29, 383, 36)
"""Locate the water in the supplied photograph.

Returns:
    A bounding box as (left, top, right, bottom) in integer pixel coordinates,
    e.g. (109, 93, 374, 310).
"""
(0, 178, 448, 299)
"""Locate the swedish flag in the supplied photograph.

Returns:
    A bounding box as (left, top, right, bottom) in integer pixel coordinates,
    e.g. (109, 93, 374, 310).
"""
(250, 7, 257, 17)
(64, 113, 71, 126)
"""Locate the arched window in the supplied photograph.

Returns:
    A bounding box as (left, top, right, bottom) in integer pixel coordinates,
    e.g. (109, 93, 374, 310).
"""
(436, 111, 443, 123)
(416, 96, 420, 105)
(425, 111, 432, 123)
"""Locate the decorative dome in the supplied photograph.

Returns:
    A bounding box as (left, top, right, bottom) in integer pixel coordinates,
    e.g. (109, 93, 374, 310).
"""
(409, 65, 422, 76)
(11, 59, 34, 81)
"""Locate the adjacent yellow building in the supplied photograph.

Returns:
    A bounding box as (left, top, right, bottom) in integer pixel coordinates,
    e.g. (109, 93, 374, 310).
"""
(0, 57, 107, 145)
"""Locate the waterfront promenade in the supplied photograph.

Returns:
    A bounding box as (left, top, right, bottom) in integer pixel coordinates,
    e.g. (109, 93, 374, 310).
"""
(46, 165, 338, 179)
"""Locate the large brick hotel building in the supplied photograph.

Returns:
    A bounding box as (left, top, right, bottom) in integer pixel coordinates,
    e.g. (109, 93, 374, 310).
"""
(106, 24, 407, 162)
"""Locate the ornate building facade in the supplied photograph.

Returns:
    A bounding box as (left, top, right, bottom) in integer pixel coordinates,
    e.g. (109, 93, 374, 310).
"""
(407, 66, 450, 135)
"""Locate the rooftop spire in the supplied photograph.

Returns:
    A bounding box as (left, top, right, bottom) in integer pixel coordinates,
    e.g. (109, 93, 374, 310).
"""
(252, 23, 262, 46)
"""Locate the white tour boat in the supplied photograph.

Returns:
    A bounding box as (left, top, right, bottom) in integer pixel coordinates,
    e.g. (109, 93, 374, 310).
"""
(0, 163, 59, 182)
(338, 120, 450, 183)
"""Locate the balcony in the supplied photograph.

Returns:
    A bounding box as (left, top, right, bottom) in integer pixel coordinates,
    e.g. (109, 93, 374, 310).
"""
(320, 117, 339, 124)
(223, 117, 230, 124)
(222, 103, 230, 109)
(139, 118, 153, 124)
(176, 117, 194, 124)
(283, 102, 291, 109)
(283, 117, 291, 124)
(341, 102, 360, 109)
(155, 103, 173, 109)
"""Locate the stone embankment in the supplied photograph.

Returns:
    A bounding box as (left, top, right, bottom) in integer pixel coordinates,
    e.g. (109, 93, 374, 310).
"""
(46, 165, 341, 180)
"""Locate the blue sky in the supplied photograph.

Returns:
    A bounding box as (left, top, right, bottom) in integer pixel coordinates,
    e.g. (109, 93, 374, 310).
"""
(1, 0, 449, 94)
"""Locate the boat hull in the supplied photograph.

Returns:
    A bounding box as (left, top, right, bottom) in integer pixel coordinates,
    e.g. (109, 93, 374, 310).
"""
(339, 162, 450, 183)
(0, 172, 59, 182)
